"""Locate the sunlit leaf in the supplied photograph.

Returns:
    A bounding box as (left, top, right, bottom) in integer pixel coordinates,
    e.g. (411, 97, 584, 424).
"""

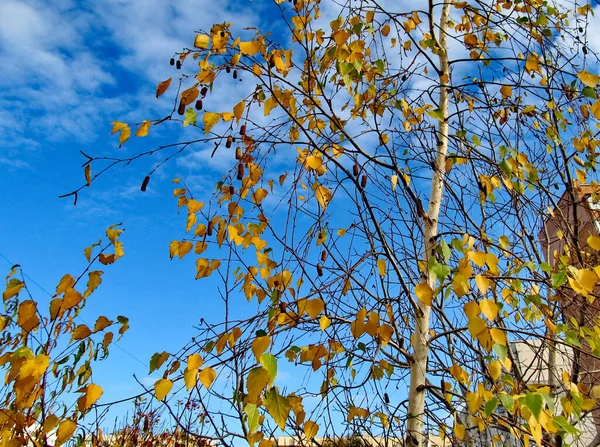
(154, 378, 173, 401)
(55, 420, 77, 447)
(415, 283, 432, 306)
(199, 367, 217, 389)
(264, 388, 291, 431)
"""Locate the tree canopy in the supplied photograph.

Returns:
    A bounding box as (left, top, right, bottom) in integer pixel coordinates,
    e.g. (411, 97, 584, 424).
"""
(4, 1, 600, 447)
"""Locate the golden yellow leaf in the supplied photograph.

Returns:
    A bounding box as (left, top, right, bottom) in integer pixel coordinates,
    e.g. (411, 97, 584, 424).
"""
(203, 112, 221, 134)
(84, 164, 91, 186)
(56, 420, 77, 446)
(314, 185, 332, 210)
(233, 100, 245, 122)
(306, 298, 324, 319)
(381, 24, 390, 36)
(488, 360, 502, 381)
(304, 421, 319, 439)
(119, 126, 131, 147)
(156, 78, 172, 98)
(468, 251, 486, 267)
(135, 120, 151, 137)
(71, 324, 92, 341)
(578, 70, 600, 87)
(184, 368, 198, 390)
(252, 188, 268, 204)
(475, 274, 489, 294)
(77, 383, 103, 412)
(378, 324, 394, 346)
(252, 335, 270, 361)
(188, 353, 203, 370)
(110, 121, 128, 134)
(390, 175, 398, 191)
(199, 367, 217, 389)
(454, 423, 465, 440)
(588, 236, 600, 250)
(239, 41, 262, 55)
(18, 300, 39, 332)
(480, 299, 498, 321)
(84, 270, 103, 299)
(319, 315, 331, 331)
(377, 259, 387, 277)
(415, 283, 433, 306)
(246, 367, 270, 403)
(264, 97, 278, 116)
(500, 85, 512, 99)
(194, 34, 210, 49)
(490, 328, 507, 345)
(93, 315, 112, 332)
(179, 241, 193, 259)
(56, 274, 75, 295)
(154, 378, 173, 401)
(467, 317, 487, 338)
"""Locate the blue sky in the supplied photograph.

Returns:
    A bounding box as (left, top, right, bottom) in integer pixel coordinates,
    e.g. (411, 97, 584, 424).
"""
(0, 0, 289, 423)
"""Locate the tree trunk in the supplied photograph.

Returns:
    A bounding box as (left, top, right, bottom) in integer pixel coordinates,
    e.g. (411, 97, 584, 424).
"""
(406, 2, 450, 446)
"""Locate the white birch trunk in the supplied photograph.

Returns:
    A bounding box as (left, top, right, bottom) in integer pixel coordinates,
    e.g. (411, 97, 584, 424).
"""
(406, 2, 451, 446)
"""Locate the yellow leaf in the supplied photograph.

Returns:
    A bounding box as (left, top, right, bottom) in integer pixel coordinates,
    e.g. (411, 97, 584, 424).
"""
(56, 274, 75, 295)
(490, 328, 507, 345)
(239, 41, 262, 55)
(84, 271, 103, 299)
(155, 78, 172, 98)
(154, 378, 173, 401)
(188, 353, 203, 370)
(93, 315, 112, 332)
(188, 199, 204, 213)
(194, 34, 210, 49)
(203, 112, 221, 134)
(84, 164, 91, 186)
(179, 241, 193, 259)
(55, 420, 77, 447)
(475, 274, 489, 294)
(199, 367, 217, 389)
(378, 324, 394, 346)
(233, 100, 245, 122)
(135, 120, 151, 137)
(381, 24, 390, 36)
(588, 236, 600, 250)
(119, 126, 130, 147)
(390, 175, 398, 191)
(500, 85, 512, 99)
(306, 298, 324, 319)
(184, 368, 198, 390)
(252, 335, 270, 361)
(319, 315, 331, 331)
(578, 70, 600, 87)
(252, 188, 268, 204)
(488, 360, 502, 381)
(377, 259, 386, 277)
(415, 283, 433, 306)
(314, 185, 332, 210)
(454, 423, 465, 440)
(467, 317, 487, 338)
(246, 367, 270, 403)
(71, 324, 92, 341)
(304, 421, 319, 439)
(525, 53, 540, 72)
(480, 299, 498, 321)
(110, 121, 128, 134)
(264, 96, 278, 116)
(18, 300, 39, 332)
(468, 251, 487, 267)
(78, 383, 103, 412)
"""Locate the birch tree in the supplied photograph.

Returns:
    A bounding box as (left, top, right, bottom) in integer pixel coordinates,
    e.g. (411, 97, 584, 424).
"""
(65, 0, 600, 446)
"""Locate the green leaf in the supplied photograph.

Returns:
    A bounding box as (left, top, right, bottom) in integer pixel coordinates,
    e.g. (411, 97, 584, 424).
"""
(263, 388, 291, 431)
(260, 353, 277, 385)
(427, 108, 444, 121)
(500, 394, 514, 412)
(440, 240, 451, 262)
(183, 108, 197, 127)
(582, 86, 596, 98)
(551, 270, 566, 288)
(525, 393, 543, 420)
(552, 415, 580, 435)
(493, 343, 507, 361)
(245, 403, 259, 433)
(485, 397, 498, 417)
